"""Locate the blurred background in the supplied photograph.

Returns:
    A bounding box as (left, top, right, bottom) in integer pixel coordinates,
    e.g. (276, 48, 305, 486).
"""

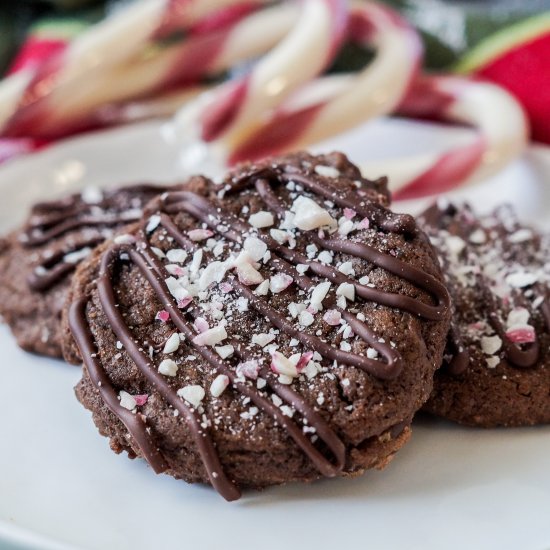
(1, 0, 549, 173)
(2, 0, 548, 73)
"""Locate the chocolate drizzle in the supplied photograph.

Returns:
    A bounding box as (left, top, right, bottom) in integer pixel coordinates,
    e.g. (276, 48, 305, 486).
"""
(69, 164, 450, 500)
(22, 185, 167, 292)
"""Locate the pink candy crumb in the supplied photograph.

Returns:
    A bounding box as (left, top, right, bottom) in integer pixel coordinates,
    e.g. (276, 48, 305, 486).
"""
(295, 351, 314, 372)
(156, 310, 170, 322)
(188, 229, 214, 241)
(505, 326, 536, 344)
(134, 394, 149, 407)
(177, 296, 193, 309)
(344, 208, 356, 220)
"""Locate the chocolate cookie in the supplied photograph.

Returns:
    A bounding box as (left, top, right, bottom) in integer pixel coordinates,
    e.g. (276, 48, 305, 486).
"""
(420, 202, 550, 427)
(0, 184, 169, 357)
(63, 152, 450, 500)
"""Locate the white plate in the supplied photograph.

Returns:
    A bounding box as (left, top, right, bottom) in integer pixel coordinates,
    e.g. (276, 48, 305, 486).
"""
(1, 118, 549, 550)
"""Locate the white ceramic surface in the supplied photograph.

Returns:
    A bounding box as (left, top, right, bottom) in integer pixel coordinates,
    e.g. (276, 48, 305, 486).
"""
(0, 118, 549, 550)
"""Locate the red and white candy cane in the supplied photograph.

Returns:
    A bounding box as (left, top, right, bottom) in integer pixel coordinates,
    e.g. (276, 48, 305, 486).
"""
(220, 1, 422, 165)
(0, 0, 273, 138)
(172, 0, 349, 159)
(376, 75, 529, 199)
(2, 2, 297, 139)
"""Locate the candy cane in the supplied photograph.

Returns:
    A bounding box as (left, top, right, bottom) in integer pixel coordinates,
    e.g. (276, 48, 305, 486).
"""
(3, 3, 296, 140)
(365, 75, 529, 200)
(172, 0, 349, 159)
(222, 1, 422, 165)
(0, 0, 529, 198)
(0, 0, 271, 137)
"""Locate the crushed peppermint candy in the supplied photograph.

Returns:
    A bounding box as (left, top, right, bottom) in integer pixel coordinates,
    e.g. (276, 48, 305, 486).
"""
(445, 235, 466, 256)
(215, 344, 235, 359)
(177, 385, 205, 408)
(338, 262, 355, 276)
(178, 296, 193, 309)
(156, 310, 170, 323)
(270, 229, 290, 244)
(357, 217, 370, 229)
(343, 208, 356, 219)
(236, 360, 260, 380)
(323, 309, 342, 325)
(232, 251, 264, 285)
(210, 375, 230, 397)
(252, 333, 276, 347)
(194, 317, 210, 333)
(165, 277, 190, 301)
(269, 273, 293, 293)
(188, 228, 214, 241)
(309, 281, 331, 310)
(336, 282, 355, 301)
(299, 310, 315, 327)
(249, 211, 274, 228)
(508, 229, 533, 243)
(271, 352, 298, 378)
(469, 228, 486, 244)
(163, 333, 180, 354)
(159, 359, 178, 377)
(314, 165, 340, 178)
(295, 351, 314, 372)
(505, 325, 536, 344)
(146, 215, 161, 233)
(338, 219, 355, 236)
(481, 335, 502, 355)
(119, 391, 137, 411)
(166, 249, 188, 263)
(254, 280, 270, 295)
(134, 394, 149, 407)
(317, 250, 333, 265)
(291, 196, 335, 230)
(199, 261, 227, 290)
(243, 237, 268, 262)
(192, 325, 227, 346)
(505, 271, 538, 288)
(506, 307, 530, 327)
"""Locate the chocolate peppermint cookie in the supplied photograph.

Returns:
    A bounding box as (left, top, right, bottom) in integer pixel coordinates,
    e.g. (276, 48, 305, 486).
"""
(63, 152, 450, 500)
(420, 202, 550, 427)
(0, 184, 168, 357)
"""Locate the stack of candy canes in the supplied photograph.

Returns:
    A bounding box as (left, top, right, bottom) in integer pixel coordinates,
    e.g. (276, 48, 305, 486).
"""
(0, 0, 529, 199)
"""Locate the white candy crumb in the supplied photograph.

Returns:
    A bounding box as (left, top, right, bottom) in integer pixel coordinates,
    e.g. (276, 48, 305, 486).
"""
(163, 333, 180, 354)
(178, 385, 205, 408)
(298, 310, 315, 327)
(119, 391, 137, 411)
(336, 282, 355, 301)
(146, 215, 161, 233)
(210, 375, 230, 397)
(166, 249, 188, 263)
(291, 196, 335, 230)
(314, 165, 340, 178)
(481, 335, 502, 355)
(159, 359, 178, 377)
(249, 211, 274, 228)
(192, 325, 227, 346)
(215, 344, 235, 359)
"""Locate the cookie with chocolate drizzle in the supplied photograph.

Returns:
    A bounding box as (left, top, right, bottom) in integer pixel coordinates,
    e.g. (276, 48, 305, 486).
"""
(420, 202, 550, 427)
(0, 184, 169, 357)
(63, 152, 450, 501)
